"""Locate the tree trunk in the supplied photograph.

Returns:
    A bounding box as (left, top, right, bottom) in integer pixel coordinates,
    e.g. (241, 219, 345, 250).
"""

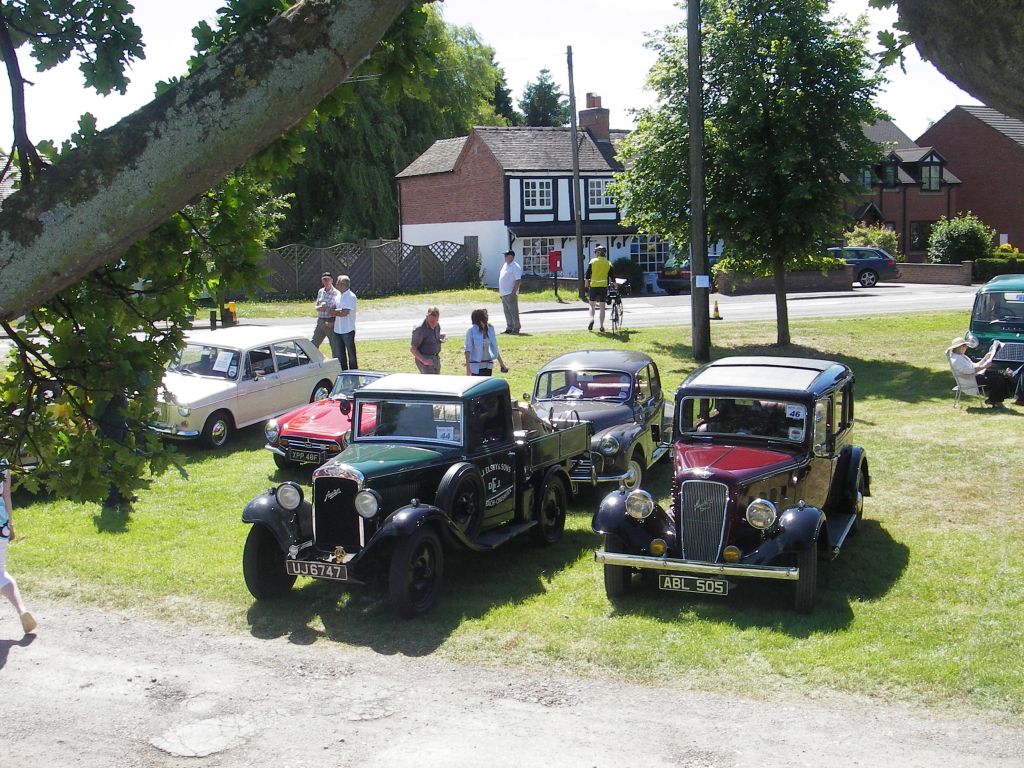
(773, 255, 790, 346)
(0, 0, 410, 322)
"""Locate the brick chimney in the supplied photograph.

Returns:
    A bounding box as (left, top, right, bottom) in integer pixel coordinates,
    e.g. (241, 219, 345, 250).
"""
(579, 93, 610, 141)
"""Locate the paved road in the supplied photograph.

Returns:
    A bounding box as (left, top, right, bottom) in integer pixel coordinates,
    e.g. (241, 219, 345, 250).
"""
(231, 282, 977, 341)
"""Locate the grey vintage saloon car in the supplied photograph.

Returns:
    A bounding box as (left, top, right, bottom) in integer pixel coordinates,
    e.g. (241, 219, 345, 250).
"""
(242, 374, 591, 616)
(530, 350, 670, 491)
(593, 356, 870, 613)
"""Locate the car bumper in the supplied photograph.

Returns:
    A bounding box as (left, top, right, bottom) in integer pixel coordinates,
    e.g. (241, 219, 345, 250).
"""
(594, 550, 799, 581)
(148, 425, 201, 440)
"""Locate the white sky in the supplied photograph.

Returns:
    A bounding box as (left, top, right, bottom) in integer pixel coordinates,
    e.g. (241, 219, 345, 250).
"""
(0, 0, 981, 151)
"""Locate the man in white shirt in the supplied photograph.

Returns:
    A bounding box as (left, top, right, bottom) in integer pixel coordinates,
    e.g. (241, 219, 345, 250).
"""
(333, 275, 358, 370)
(312, 272, 342, 359)
(498, 249, 523, 334)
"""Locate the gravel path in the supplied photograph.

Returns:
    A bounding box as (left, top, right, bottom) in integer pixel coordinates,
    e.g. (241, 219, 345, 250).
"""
(4, 601, 1023, 767)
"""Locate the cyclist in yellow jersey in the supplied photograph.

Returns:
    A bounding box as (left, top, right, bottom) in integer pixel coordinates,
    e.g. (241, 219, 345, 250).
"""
(585, 244, 614, 332)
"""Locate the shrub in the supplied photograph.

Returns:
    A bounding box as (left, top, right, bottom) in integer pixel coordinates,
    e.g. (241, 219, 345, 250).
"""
(612, 256, 644, 293)
(845, 224, 902, 261)
(927, 213, 995, 264)
(974, 257, 1024, 282)
(995, 242, 1020, 256)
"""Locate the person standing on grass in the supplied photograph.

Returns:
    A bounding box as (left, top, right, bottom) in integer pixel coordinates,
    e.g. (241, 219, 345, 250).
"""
(411, 307, 445, 374)
(498, 249, 522, 334)
(464, 308, 508, 376)
(312, 271, 342, 359)
(585, 244, 614, 332)
(333, 275, 358, 370)
(0, 459, 36, 635)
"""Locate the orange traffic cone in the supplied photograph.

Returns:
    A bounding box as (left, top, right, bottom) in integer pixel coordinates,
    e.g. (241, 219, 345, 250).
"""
(711, 300, 722, 320)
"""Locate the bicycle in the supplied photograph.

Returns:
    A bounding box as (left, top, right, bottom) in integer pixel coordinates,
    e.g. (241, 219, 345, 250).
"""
(606, 277, 629, 333)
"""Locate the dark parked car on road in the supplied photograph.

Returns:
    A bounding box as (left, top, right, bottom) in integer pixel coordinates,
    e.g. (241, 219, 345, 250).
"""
(242, 374, 591, 616)
(656, 254, 720, 295)
(828, 246, 900, 287)
(530, 350, 670, 491)
(592, 356, 870, 613)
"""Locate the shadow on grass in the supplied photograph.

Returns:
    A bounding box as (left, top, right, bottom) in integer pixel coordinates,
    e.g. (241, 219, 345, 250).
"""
(649, 338, 972, 405)
(604, 518, 908, 637)
(245, 528, 597, 656)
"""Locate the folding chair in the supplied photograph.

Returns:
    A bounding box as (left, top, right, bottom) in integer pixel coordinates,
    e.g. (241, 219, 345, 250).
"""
(948, 357, 986, 408)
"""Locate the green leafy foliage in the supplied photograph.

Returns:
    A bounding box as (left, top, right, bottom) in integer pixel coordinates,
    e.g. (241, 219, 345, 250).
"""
(927, 212, 995, 264)
(845, 223, 902, 260)
(518, 68, 571, 127)
(614, 0, 882, 344)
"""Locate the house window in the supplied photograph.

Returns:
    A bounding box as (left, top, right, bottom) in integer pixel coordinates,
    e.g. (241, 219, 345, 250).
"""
(523, 179, 552, 210)
(520, 237, 558, 275)
(630, 236, 670, 273)
(883, 162, 898, 186)
(909, 221, 934, 252)
(860, 169, 874, 190)
(588, 178, 615, 208)
(920, 163, 941, 192)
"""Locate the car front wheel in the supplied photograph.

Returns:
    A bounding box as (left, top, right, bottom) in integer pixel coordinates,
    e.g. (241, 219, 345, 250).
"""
(242, 525, 296, 600)
(603, 533, 633, 599)
(201, 410, 233, 449)
(794, 542, 818, 613)
(273, 452, 299, 471)
(621, 449, 644, 491)
(310, 379, 332, 402)
(389, 527, 444, 618)
(858, 269, 878, 287)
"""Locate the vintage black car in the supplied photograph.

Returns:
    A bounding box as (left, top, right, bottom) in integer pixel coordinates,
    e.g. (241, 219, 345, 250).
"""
(242, 374, 591, 616)
(530, 350, 670, 491)
(592, 356, 870, 613)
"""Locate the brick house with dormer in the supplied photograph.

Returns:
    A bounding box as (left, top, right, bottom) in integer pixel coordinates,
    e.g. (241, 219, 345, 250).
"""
(917, 105, 1024, 251)
(847, 119, 961, 261)
(397, 94, 670, 288)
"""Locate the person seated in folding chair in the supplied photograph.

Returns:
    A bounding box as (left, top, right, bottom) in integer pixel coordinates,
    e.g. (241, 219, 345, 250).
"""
(946, 336, 1022, 407)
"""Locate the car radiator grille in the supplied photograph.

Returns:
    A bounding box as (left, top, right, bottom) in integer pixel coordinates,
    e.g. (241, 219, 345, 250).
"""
(312, 477, 365, 551)
(284, 436, 340, 452)
(995, 342, 1024, 363)
(677, 480, 729, 562)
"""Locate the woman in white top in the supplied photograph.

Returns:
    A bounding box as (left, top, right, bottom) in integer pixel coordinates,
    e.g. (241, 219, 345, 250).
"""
(464, 308, 508, 376)
(0, 460, 36, 634)
(946, 336, 1019, 406)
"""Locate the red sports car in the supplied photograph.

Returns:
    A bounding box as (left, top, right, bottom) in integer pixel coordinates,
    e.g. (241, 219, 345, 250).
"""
(264, 370, 384, 469)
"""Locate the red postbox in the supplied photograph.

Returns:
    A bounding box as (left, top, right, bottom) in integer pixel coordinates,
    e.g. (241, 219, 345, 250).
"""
(548, 250, 562, 272)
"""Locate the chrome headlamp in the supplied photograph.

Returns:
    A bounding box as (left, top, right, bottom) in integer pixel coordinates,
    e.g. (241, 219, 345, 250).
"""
(745, 498, 777, 530)
(177, 405, 191, 417)
(265, 419, 280, 442)
(275, 482, 303, 511)
(354, 489, 382, 519)
(598, 434, 620, 456)
(964, 332, 979, 349)
(625, 489, 655, 520)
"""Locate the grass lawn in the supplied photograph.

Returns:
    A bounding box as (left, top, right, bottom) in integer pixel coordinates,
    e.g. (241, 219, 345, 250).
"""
(12, 310, 1024, 722)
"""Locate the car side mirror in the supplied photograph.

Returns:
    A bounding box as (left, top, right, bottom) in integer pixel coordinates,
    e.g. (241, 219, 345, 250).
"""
(813, 442, 829, 458)
(635, 392, 646, 404)
(338, 398, 351, 416)
(522, 392, 531, 402)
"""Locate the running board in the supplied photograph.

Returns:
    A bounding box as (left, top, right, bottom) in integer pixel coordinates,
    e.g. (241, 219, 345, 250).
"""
(473, 521, 536, 550)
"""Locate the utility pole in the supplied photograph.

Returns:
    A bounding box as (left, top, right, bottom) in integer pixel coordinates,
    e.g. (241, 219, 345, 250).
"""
(688, 0, 711, 362)
(567, 45, 586, 300)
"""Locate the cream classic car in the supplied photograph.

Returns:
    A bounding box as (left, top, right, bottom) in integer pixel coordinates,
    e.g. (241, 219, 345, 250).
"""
(151, 326, 342, 449)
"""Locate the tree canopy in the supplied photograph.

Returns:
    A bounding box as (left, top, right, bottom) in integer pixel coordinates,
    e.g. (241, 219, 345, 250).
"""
(614, 0, 881, 345)
(518, 68, 570, 127)
(0, 0, 424, 499)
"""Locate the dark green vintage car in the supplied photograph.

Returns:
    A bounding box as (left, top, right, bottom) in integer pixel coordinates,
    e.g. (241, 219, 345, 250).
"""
(242, 374, 591, 616)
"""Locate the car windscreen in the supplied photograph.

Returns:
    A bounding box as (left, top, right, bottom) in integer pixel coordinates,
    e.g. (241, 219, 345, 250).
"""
(167, 344, 240, 380)
(534, 369, 632, 402)
(330, 372, 383, 399)
(680, 396, 807, 442)
(353, 399, 463, 444)
(972, 290, 1024, 325)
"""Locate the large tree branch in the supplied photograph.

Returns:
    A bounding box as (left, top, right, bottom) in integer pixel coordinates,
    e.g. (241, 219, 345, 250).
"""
(0, 0, 410, 321)
(895, 0, 1024, 124)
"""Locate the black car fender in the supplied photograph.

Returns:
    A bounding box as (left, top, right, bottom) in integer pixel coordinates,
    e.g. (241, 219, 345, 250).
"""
(744, 503, 824, 566)
(593, 423, 646, 462)
(241, 492, 305, 552)
(826, 446, 871, 513)
(591, 487, 675, 553)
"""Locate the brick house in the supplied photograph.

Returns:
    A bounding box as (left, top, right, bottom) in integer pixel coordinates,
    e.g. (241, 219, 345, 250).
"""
(917, 105, 1024, 251)
(396, 94, 670, 288)
(847, 120, 960, 261)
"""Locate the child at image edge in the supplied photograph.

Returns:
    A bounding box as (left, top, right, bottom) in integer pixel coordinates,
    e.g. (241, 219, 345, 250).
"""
(0, 459, 35, 634)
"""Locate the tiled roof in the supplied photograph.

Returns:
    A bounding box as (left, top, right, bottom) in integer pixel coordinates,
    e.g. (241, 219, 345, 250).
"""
(959, 105, 1024, 149)
(395, 136, 467, 178)
(396, 126, 624, 178)
(864, 119, 917, 150)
